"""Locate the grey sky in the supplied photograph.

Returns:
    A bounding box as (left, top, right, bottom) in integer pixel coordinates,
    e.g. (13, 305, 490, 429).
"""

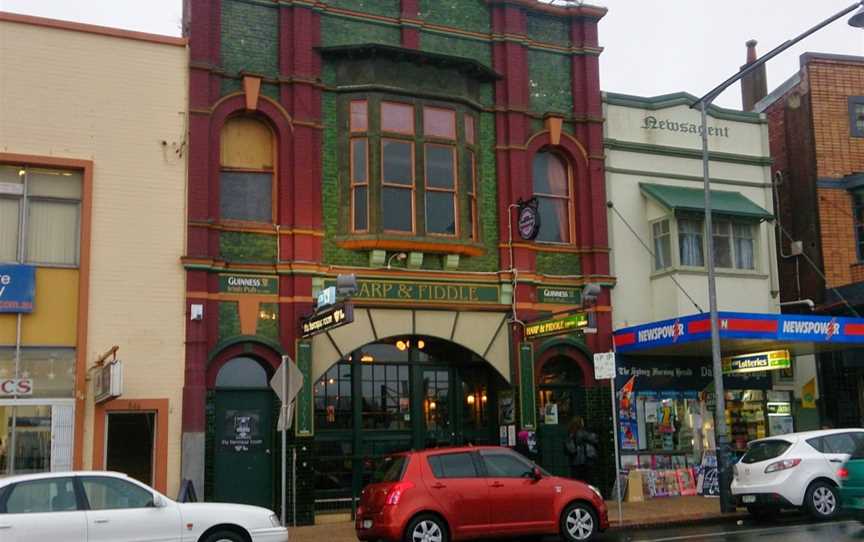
(4, 0, 864, 109)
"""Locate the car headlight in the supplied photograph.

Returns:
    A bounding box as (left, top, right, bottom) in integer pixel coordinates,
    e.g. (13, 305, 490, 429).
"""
(269, 514, 282, 527)
(588, 485, 603, 499)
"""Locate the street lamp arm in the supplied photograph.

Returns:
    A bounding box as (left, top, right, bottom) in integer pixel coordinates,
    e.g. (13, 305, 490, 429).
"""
(694, 0, 863, 108)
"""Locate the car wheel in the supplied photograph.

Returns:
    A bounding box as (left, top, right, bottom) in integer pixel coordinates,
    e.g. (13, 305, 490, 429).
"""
(201, 530, 245, 542)
(805, 481, 840, 520)
(746, 506, 778, 522)
(560, 502, 598, 542)
(404, 514, 448, 542)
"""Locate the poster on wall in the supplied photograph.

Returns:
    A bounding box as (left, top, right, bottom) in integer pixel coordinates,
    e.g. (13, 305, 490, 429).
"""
(696, 451, 719, 497)
(220, 410, 264, 453)
(544, 403, 559, 425)
(619, 377, 638, 450)
(498, 391, 515, 424)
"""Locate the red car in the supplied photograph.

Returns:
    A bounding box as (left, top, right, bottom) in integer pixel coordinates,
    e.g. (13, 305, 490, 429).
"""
(355, 446, 608, 542)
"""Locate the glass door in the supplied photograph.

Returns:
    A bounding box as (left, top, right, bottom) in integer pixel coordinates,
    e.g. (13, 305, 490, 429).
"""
(0, 399, 73, 475)
(421, 368, 453, 447)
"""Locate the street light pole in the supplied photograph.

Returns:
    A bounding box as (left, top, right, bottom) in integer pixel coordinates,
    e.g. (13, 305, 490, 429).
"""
(692, 0, 864, 514)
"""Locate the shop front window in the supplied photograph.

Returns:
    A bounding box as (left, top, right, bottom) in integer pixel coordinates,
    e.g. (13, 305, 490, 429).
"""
(314, 363, 352, 430)
(0, 405, 53, 475)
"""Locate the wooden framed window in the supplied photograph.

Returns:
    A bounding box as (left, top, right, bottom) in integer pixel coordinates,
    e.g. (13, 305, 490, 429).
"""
(351, 138, 369, 232)
(350, 100, 368, 132)
(465, 115, 476, 145)
(532, 151, 573, 243)
(423, 107, 456, 140)
(219, 116, 275, 224)
(381, 102, 415, 134)
(381, 139, 415, 233)
(425, 144, 457, 236)
(466, 150, 478, 241)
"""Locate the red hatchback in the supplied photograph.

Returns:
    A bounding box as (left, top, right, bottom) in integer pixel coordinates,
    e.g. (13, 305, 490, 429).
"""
(355, 446, 608, 542)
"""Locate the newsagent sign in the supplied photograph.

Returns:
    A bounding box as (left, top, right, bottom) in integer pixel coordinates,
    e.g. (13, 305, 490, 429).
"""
(613, 312, 864, 353)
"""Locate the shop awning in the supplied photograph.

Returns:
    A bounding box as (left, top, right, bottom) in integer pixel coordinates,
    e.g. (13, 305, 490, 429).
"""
(613, 311, 864, 357)
(640, 183, 773, 220)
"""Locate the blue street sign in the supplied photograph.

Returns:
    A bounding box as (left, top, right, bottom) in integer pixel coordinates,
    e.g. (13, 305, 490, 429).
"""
(0, 265, 35, 313)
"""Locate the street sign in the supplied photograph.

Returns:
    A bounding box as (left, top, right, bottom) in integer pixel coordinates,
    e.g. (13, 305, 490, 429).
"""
(300, 302, 354, 338)
(271, 356, 304, 431)
(317, 286, 336, 309)
(94, 361, 123, 403)
(593, 351, 616, 380)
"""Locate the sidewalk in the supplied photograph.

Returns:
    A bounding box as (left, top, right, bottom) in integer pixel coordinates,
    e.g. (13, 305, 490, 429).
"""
(290, 497, 746, 542)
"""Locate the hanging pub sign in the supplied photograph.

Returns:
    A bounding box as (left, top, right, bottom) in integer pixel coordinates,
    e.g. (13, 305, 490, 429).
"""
(300, 302, 354, 338)
(94, 360, 123, 403)
(524, 312, 588, 339)
(517, 198, 540, 241)
(723, 349, 791, 374)
(0, 264, 35, 313)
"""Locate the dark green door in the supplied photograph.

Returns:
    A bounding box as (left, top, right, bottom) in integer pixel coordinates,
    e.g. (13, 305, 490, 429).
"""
(214, 389, 274, 508)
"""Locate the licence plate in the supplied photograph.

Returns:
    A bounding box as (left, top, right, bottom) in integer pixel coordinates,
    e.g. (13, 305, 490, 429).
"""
(742, 495, 756, 503)
(362, 520, 373, 529)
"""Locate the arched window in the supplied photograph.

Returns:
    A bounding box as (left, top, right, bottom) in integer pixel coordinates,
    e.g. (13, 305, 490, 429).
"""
(219, 117, 274, 223)
(532, 151, 573, 243)
(215, 357, 269, 388)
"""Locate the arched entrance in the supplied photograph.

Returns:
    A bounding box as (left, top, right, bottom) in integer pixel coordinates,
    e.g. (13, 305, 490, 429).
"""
(212, 356, 276, 508)
(311, 336, 509, 513)
(537, 354, 588, 477)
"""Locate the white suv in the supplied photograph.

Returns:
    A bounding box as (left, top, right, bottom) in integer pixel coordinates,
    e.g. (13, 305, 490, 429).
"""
(731, 428, 864, 519)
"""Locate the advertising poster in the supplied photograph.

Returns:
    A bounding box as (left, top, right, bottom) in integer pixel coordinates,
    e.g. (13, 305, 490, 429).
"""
(619, 377, 638, 450)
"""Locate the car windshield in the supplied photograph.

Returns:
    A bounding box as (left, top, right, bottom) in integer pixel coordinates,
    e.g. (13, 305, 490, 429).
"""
(741, 439, 792, 464)
(372, 455, 407, 483)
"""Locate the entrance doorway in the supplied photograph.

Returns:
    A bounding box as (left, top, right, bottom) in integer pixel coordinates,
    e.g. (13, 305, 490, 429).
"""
(311, 336, 507, 514)
(212, 356, 275, 509)
(537, 355, 586, 477)
(106, 412, 155, 485)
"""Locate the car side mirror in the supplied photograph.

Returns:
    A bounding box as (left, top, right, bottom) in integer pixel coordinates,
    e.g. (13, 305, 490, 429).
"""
(150, 495, 168, 508)
(531, 466, 543, 481)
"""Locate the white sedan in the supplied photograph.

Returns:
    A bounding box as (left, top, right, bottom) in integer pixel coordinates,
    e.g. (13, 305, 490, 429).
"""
(0, 470, 288, 542)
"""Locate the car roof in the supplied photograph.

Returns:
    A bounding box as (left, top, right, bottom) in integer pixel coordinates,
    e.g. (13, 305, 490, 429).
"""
(750, 428, 864, 445)
(0, 471, 132, 487)
(400, 445, 512, 456)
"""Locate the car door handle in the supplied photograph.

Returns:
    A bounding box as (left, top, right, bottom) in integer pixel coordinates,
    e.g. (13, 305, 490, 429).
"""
(94, 519, 110, 524)
(491, 482, 504, 488)
(431, 483, 447, 489)
(0, 524, 11, 529)
(830, 459, 844, 463)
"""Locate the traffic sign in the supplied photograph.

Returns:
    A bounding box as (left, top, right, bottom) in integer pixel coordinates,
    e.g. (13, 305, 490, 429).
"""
(271, 355, 304, 431)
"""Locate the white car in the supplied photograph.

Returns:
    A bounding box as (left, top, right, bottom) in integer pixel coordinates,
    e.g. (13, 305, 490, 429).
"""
(731, 428, 864, 520)
(0, 470, 288, 542)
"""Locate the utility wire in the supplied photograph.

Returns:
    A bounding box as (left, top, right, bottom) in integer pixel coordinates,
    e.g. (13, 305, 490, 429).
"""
(775, 222, 861, 317)
(607, 201, 705, 314)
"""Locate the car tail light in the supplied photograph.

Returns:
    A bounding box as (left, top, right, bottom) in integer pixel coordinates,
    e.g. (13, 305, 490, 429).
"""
(385, 482, 415, 505)
(839, 467, 850, 480)
(764, 458, 801, 474)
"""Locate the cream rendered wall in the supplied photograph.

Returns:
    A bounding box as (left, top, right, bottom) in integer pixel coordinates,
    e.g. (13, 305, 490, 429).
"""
(604, 98, 777, 330)
(0, 20, 188, 496)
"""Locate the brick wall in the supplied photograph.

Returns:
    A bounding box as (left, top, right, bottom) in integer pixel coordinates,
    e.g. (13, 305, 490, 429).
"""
(808, 60, 864, 179)
(818, 187, 857, 287)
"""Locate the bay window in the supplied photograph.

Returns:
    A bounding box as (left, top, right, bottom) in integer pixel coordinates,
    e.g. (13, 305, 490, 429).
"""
(345, 95, 478, 241)
(678, 218, 704, 267)
(652, 219, 671, 271)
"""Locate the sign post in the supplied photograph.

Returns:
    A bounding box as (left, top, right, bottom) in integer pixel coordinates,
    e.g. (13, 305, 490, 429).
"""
(593, 351, 622, 526)
(271, 356, 304, 526)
